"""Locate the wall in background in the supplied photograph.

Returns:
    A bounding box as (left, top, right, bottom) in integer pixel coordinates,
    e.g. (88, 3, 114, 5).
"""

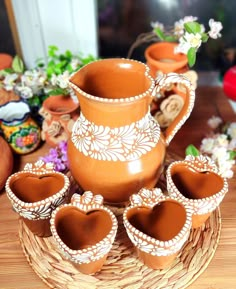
(10, 0, 98, 68)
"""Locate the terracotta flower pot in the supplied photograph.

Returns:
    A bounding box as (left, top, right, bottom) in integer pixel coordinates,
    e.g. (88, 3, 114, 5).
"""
(0, 136, 13, 191)
(50, 191, 118, 274)
(123, 188, 192, 269)
(67, 58, 195, 205)
(6, 160, 70, 237)
(166, 155, 228, 228)
(145, 42, 188, 77)
(0, 53, 13, 70)
(39, 95, 80, 147)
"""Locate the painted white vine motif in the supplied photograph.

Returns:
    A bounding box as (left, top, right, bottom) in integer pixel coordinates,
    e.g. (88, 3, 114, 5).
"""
(71, 112, 160, 161)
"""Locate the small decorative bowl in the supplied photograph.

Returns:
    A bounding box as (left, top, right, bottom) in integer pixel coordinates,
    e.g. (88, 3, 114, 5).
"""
(50, 191, 118, 275)
(6, 160, 70, 237)
(166, 155, 228, 228)
(123, 188, 192, 269)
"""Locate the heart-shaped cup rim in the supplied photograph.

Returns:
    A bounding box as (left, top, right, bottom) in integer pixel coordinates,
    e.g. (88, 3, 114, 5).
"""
(166, 155, 228, 214)
(5, 161, 70, 220)
(123, 188, 192, 256)
(50, 192, 118, 264)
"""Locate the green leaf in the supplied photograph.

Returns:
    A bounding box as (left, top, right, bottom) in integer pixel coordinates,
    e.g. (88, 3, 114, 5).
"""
(187, 47, 197, 67)
(46, 66, 54, 78)
(48, 45, 58, 57)
(65, 50, 72, 58)
(154, 27, 165, 40)
(164, 35, 177, 42)
(0, 68, 14, 76)
(201, 33, 209, 43)
(185, 144, 200, 156)
(184, 21, 202, 34)
(229, 150, 236, 160)
(48, 88, 68, 96)
(12, 55, 24, 73)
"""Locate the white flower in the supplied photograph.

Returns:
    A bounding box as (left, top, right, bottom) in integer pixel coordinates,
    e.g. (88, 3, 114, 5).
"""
(200, 137, 215, 153)
(182, 16, 198, 24)
(16, 85, 33, 99)
(227, 122, 236, 139)
(184, 32, 202, 49)
(207, 116, 222, 129)
(3, 73, 18, 91)
(50, 74, 58, 86)
(174, 16, 198, 37)
(208, 19, 223, 39)
(211, 146, 229, 162)
(174, 37, 191, 54)
(70, 58, 81, 70)
(52, 71, 70, 89)
(214, 134, 229, 148)
(228, 138, 236, 150)
(20, 69, 47, 94)
(217, 158, 235, 178)
(150, 21, 164, 31)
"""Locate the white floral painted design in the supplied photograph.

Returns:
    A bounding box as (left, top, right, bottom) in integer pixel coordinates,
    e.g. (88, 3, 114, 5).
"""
(71, 112, 160, 162)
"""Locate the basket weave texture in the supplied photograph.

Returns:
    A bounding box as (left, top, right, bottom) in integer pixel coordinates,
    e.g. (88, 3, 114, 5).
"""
(18, 153, 221, 289)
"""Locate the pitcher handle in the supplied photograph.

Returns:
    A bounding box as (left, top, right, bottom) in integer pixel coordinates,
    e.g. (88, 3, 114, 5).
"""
(152, 73, 195, 146)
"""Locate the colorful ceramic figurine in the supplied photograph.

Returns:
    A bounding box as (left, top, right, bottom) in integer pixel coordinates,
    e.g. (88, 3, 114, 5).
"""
(67, 58, 195, 204)
(0, 101, 41, 154)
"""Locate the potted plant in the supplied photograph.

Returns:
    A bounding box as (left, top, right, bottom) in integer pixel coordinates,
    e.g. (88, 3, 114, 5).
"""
(128, 16, 223, 76)
(0, 46, 98, 126)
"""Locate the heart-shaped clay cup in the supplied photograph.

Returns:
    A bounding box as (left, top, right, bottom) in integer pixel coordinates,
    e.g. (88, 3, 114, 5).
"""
(166, 155, 228, 228)
(50, 192, 118, 275)
(123, 188, 192, 269)
(6, 161, 70, 237)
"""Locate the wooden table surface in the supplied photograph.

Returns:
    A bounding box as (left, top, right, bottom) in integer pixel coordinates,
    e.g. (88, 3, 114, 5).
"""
(0, 86, 235, 289)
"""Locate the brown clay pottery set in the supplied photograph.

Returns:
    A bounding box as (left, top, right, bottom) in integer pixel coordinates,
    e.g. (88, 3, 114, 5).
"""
(4, 58, 228, 274)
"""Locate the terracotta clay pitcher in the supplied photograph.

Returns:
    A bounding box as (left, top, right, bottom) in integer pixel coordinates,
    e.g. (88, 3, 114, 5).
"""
(67, 58, 195, 204)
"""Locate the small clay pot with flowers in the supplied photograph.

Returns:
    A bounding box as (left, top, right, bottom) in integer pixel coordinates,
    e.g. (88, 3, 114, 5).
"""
(128, 16, 223, 130)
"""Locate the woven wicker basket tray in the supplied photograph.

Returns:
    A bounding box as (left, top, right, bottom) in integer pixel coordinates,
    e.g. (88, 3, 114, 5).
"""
(18, 153, 221, 289)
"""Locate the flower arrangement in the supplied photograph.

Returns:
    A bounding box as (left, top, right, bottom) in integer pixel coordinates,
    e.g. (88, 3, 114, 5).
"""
(128, 16, 223, 67)
(186, 116, 236, 178)
(0, 46, 98, 123)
